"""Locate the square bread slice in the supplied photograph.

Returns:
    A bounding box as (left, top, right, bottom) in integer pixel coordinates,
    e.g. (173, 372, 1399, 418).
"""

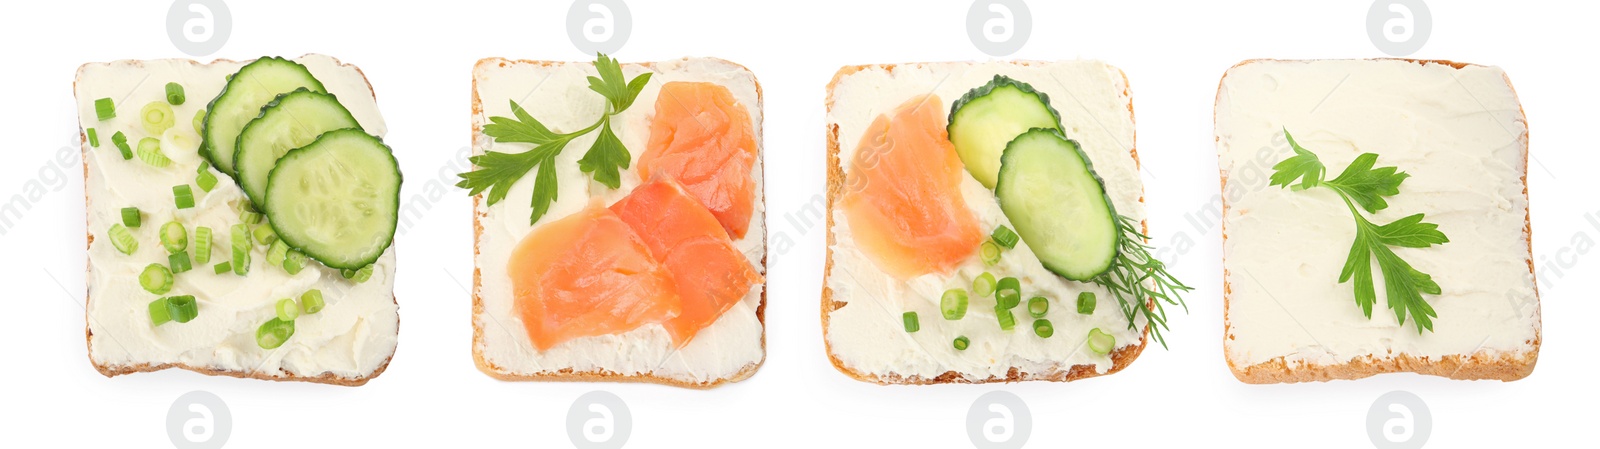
(1215, 59, 1541, 383)
(75, 55, 399, 386)
(823, 61, 1152, 385)
(470, 57, 767, 389)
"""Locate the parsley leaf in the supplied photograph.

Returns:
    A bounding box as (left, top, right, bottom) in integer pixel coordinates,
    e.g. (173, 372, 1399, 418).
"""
(578, 117, 630, 189)
(457, 54, 653, 224)
(1373, 213, 1450, 248)
(1272, 128, 1448, 333)
(1269, 128, 1325, 190)
(588, 54, 652, 113)
(1324, 153, 1408, 214)
(482, 100, 560, 144)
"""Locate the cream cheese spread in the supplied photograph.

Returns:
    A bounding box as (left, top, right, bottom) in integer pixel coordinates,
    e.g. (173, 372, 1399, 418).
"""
(78, 54, 399, 381)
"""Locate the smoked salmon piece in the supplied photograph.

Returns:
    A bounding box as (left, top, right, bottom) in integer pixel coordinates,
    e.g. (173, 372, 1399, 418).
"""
(611, 177, 762, 346)
(839, 95, 983, 279)
(509, 201, 681, 351)
(639, 81, 759, 240)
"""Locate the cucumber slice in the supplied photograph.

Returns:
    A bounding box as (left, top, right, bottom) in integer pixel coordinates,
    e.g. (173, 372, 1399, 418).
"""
(202, 57, 327, 176)
(948, 76, 1062, 189)
(995, 128, 1118, 281)
(263, 129, 400, 269)
(235, 89, 362, 208)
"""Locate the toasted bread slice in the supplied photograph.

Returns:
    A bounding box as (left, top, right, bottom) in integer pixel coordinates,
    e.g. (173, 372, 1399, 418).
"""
(469, 57, 767, 389)
(822, 61, 1152, 385)
(76, 55, 398, 386)
(1215, 59, 1540, 383)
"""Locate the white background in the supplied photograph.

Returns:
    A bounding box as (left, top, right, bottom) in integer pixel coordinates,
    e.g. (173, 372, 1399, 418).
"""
(2, 0, 1595, 447)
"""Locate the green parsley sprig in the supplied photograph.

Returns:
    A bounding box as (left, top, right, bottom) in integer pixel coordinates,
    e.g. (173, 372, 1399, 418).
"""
(457, 54, 652, 224)
(1270, 128, 1448, 333)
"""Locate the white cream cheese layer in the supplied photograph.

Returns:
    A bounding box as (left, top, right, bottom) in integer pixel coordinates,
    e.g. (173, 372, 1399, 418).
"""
(472, 58, 766, 385)
(1216, 59, 1538, 369)
(77, 55, 399, 380)
(825, 61, 1146, 381)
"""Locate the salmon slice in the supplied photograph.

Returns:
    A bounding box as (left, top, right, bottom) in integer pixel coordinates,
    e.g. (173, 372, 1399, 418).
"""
(509, 201, 681, 351)
(639, 81, 758, 240)
(839, 95, 984, 279)
(611, 177, 763, 346)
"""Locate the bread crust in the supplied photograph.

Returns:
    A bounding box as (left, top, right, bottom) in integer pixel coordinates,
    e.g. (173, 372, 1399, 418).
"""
(468, 57, 767, 389)
(1215, 58, 1541, 384)
(77, 55, 396, 387)
(820, 62, 1151, 385)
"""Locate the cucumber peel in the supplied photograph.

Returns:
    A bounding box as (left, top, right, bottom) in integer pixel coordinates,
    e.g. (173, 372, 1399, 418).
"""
(263, 129, 400, 270)
(994, 128, 1119, 281)
(202, 56, 327, 176)
(234, 88, 363, 208)
(948, 75, 1064, 189)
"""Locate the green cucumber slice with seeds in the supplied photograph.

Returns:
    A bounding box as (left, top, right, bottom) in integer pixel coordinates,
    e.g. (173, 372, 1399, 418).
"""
(202, 57, 327, 176)
(235, 89, 363, 208)
(995, 128, 1118, 281)
(948, 76, 1063, 189)
(263, 129, 400, 270)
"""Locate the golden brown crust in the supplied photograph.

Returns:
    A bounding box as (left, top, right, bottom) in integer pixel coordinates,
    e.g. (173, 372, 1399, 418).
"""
(77, 55, 396, 387)
(820, 62, 1150, 385)
(468, 57, 767, 389)
(1216, 58, 1540, 384)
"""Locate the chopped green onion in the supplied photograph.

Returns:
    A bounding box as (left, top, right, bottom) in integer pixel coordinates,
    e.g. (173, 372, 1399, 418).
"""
(256, 318, 296, 349)
(136, 137, 172, 167)
(348, 265, 374, 283)
(140, 101, 175, 135)
(196, 167, 218, 192)
(953, 336, 970, 351)
(120, 207, 141, 227)
(112, 131, 132, 160)
(108, 224, 138, 255)
(252, 225, 277, 246)
(300, 289, 325, 314)
(1076, 292, 1096, 315)
(940, 289, 968, 320)
(979, 241, 1001, 266)
(266, 241, 288, 266)
(995, 277, 1021, 309)
(1028, 296, 1049, 318)
(1087, 328, 1116, 355)
(165, 295, 198, 323)
(230, 224, 249, 275)
(283, 250, 307, 275)
(973, 272, 997, 297)
(160, 221, 187, 254)
(902, 311, 919, 333)
(239, 209, 263, 225)
(995, 306, 1016, 331)
(164, 82, 186, 105)
(94, 97, 115, 120)
(87, 128, 100, 147)
(1033, 319, 1055, 338)
(193, 227, 212, 264)
(212, 261, 232, 274)
(173, 185, 194, 209)
(276, 298, 300, 321)
(991, 225, 1020, 249)
(168, 251, 192, 273)
(341, 268, 355, 279)
(139, 263, 173, 294)
(193, 109, 206, 134)
(148, 298, 171, 326)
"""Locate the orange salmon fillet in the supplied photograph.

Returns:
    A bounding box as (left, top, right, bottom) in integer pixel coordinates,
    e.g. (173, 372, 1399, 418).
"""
(639, 81, 759, 240)
(509, 201, 682, 351)
(611, 177, 762, 346)
(839, 95, 983, 279)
